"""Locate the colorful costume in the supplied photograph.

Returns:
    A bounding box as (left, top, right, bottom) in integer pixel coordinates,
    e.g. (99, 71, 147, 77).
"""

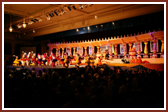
(13, 56, 20, 66)
(26, 52, 31, 66)
(37, 54, 42, 67)
(42, 54, 47, 66)
(30, 53, 36, 66)
(52, 53, 57, 67)
(21, 53, 26, 66)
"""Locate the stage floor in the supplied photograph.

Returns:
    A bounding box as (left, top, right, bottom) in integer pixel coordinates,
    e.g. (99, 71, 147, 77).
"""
(5, 61, 164, 73)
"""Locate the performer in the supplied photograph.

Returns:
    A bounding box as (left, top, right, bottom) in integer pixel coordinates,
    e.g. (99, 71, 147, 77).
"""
(105, 49, 109, 60)
(13, 56, 20, 66)
(75, 53, 81, 67)
(63, 52, 69, 68)
(30, 53, 36, 66)
(37, 53, 42, 67)
(85, 54, 90, 66)
(121, 56, 130, 63)
(42, 53, 47, 66)
(90, 55, 95, 66)
(45, 53, 49, 66)
(48, 54, 52, 66)
(21, 52, 26, 66)
(26, 52, 31, 66)
(56, 53, 61, 65)
(51, 53, 57, 67)
(98, 57, 102, 66)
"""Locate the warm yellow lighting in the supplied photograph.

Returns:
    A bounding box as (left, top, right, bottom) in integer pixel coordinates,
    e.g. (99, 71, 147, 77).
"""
(95, 15, 97, 19)
(47, 16, 50, 20)
(87, 26, 90, 30)
(101, 25, 103, 27)
(23, 22, 26, 28)
(76, 29, 79, 32)
(96, 26, 98, 28)
(33, 30, 35, 33)
(112, 22, 115, 25)
(9, 26, 13, 32)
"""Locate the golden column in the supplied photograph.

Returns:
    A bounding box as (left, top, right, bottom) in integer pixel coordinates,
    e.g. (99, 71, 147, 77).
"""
(144, 41, 148, 58)
(114, 44, 118, 59)
(80, 47, 83, 56)
(69, 47, 72, 56)
(97, 46, 100, 53)
(109, 44, 113, 60)
(62, 48, 64, 57)
(56, 48, 58, 56)
(84, 47, 87, 56)
(73, 47, 76, 56)
(161, 38, 164, 58)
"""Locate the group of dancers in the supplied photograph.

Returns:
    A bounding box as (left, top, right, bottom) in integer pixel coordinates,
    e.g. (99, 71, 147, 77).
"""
(13, 51, 103, 68)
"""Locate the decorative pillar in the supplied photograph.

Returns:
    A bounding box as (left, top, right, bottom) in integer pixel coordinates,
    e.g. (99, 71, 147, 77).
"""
(62, 48, 64, 57)
(69, 47, 72, 56)
(56, 48, 58, 56)
(80, 47, 83, 56)
(114, 44, 118, 59)
(137, 41, 141, 58)
(97, 46, 100, 53)
(123, 43, 127, 57)
(92, 46, 94, 53)
(144, 41, 148, 58)
(109, 44, 113, 60)
(84, 47, 87, 56)
(152, 39, 157, 58)
(161, 38, 164, 58)
(73, 47, 76, 56)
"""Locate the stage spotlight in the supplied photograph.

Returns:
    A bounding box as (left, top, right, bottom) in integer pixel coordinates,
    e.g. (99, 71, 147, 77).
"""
(54, 10, 58, 16)
(33, 30, 35, 33)
(68, 6, 71, 11)
(72, 5, 76, 10)
(46, 15, 50, 20)
(9, 26, 13, 32)
(87, 26, 90, 30)
(84, 4, 87, 8)
(112, 22, 115, 25)
(22, 22, 26, 28)
(76, 29, 79, 32)
(79, 4, 83, 9)
(95, 15, 97, 19)
(17, 24, 22, 28)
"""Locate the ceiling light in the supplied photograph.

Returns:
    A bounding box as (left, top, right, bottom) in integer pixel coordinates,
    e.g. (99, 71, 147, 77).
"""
(76, 29, 79, 32)
(95, 15, 97, 19)
(9, 13, 13, 32)
(96, 25, 98, 28)
(28, 20, 34, 25)
(46, 15, 50, 20)
(9, 26, 13, 32)
(79, 4, 83, 9)
(112, 22, 115, 25)
(84, 4, 87, 8)
(22, 21, 26, 28)
(39, 18, 42, 22)
(87, 26, 90, 30)
(101, 25, 103, 27)
(33, 30, 35, 33)
(24, 33, 25, 35)
(17, 24, 22, 28)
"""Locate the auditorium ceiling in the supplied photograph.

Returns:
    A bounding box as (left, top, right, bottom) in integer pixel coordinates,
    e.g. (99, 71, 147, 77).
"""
(4, 3, 164, 40)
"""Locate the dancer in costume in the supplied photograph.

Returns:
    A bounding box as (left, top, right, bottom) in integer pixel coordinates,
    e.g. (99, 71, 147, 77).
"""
(45, 53, 49, 66)
(63, 52, 69, 68)
(90, 55, 95, 66)
(13, 56, 20, 66)
(51, 53, 57, 67)
(75, 53, 81, 67)
(85, 54, 90, 66)
(30, 53, 36, 66)
(21, 52, 26, 66)
(26, 52, 31, 66)
(37, 53, 42, 67)
(48, 54, 52, 66)
(42, 53, 47, 66)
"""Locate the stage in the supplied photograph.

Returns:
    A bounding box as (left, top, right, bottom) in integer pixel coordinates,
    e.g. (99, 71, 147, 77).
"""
(5, 58, 164, 72)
